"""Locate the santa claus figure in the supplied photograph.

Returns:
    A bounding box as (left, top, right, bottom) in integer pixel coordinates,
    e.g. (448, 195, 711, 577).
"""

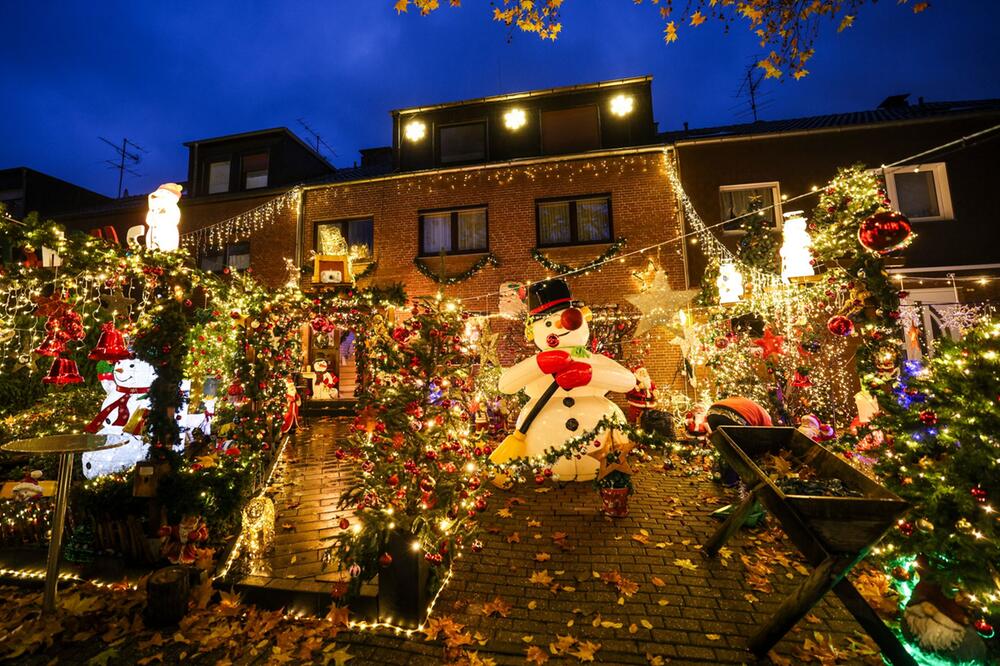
(158, 515, 209, 565)
(490, 279, 635, 482)
(625, 366, 657, 423)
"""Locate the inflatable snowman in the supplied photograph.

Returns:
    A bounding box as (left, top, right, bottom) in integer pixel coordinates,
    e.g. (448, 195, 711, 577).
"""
(779, 211, 815, 281)
(82, 357, 156, 479)
(491, 280, 635, 482)
(145, 183, 183, 252)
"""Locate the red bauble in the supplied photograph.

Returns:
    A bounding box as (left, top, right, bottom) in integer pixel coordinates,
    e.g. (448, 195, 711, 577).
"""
(826, 315, 855, 337)
(424, 552, 443, 566)
(918, 410, 938, 426)
(534, 475, 545, 485)
(971, 486, 988, 503)
(378, 553, 393, 568)
(714, 337, 729, 350)
(419, 477, 436, 492)
(858, 211, 912, 254)
(338, 517, 350, 530)
(471, 539, 484, 553)
(387, 474, 400, 487)
(975, 618, 994, 638)
(898, 521, 914, 537)
(560, 308, 583, 331)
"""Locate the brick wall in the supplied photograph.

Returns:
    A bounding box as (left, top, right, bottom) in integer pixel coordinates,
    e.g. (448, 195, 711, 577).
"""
(293, 150, 690, 393)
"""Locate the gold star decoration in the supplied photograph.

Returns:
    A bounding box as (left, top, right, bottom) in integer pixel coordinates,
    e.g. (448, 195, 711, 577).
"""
(100, 289, 136, 317)
(625, 269, 697, 337)
(587, 430, 635, 480)
(477, 320, 501, 367)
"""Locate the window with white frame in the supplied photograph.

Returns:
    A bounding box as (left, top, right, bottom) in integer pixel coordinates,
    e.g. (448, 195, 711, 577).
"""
(884, 163, 953, 221)
(718, 183, 781, 233)
(199, 241, 250, 273)
(419, 206, 488, 255)
(207, 160, 231, 194)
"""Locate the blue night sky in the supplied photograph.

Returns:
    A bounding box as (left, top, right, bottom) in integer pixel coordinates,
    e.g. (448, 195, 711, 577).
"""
(3, 1, 999, 197)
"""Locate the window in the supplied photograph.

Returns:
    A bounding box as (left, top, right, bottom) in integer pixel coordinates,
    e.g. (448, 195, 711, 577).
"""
(438, 122, 487, 164)
(541, 106, 601, 155)
(242, 152, 269, 190)
(884, 163, 953, 221)
(316, 218, 374, 259)
(419, 207, 488, 255)
(718, 183, 781, 233)
(207, 160, 231, 194)
(536, 195, 612, 247)
(199, 242, 250, 273)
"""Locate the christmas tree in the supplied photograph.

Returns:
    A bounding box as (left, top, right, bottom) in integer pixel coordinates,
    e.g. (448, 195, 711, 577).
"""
(871, 318, 999, 628)
(331, 298, 489, 589)
(735, 192, 780, 273)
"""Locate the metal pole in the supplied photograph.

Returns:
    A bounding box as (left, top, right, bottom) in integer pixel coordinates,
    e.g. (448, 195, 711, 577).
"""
(43, 451, 74, 613)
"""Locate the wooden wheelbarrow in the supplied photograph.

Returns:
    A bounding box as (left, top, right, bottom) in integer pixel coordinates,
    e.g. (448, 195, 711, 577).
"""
(702, 426, 916, 666)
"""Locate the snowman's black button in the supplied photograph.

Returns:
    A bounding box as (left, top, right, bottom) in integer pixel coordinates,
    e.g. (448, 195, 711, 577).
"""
(563, 397, 575, 408)
(565, 418, 579, 431)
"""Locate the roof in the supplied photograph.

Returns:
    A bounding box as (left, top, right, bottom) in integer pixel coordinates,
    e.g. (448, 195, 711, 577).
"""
(183, 127, 334, 169)
(393, 76, 652, 115)
(661, 98, 1000, 143)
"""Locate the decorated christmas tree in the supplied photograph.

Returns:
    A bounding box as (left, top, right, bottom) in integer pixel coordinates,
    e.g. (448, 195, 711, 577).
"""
(871, 318, 999, 649)
(735, 192, 780, 274)
(331, 298, 489, 590)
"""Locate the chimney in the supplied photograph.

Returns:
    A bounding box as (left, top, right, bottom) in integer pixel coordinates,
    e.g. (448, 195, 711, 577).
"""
(683, 121, 689, 132)
(359, 147, 393, 169)
(877, 94, 910, 110)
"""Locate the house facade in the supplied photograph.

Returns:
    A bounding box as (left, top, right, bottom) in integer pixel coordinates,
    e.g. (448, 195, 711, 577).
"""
(667, 97, 1000, 310)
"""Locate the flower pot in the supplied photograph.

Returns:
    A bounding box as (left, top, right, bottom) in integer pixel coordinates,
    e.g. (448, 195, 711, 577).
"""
(377, 529, 430, 625)
(600, 487, 630, 518)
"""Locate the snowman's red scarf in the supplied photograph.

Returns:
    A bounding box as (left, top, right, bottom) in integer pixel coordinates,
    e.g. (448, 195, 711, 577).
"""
(84, 385, 149, 433)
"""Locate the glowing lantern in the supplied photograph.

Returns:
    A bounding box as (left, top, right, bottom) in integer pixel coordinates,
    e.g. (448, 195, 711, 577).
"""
(779, 211, 815, 281)
(145, 183, 183, 251)
(716, 262, 744, 304)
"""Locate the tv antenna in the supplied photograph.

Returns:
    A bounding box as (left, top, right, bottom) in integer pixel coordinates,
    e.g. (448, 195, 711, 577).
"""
(99, 137, 147, 198)
(734, 64, 768, 122)
(297, 118, 337, 160)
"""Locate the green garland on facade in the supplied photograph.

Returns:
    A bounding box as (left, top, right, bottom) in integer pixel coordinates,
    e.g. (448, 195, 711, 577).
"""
(413, 252, 499, 285)
(531, 236, 627, 276)
(353, 260, 378, 280)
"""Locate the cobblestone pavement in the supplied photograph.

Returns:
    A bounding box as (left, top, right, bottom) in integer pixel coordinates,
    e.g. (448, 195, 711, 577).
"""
(240, 419, 874, 664)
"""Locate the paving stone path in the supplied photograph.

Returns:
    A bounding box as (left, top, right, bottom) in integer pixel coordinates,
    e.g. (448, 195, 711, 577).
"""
(239, 418, 873, 664)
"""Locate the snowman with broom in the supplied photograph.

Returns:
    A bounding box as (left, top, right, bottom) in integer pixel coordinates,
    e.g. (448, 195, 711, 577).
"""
(489, 279, 636, 486)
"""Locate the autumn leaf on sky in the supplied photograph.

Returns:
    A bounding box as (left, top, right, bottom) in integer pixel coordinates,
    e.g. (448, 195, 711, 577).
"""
(663, 21, 677, 43)
(838, 15, 855, 32)
(690, 11, 705, 26)
(394, 0, 409, 13)
(912, 2, 929, 12)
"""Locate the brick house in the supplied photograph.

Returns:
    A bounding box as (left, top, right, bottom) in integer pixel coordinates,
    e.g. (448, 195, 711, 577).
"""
(666, 96, 1000, 338)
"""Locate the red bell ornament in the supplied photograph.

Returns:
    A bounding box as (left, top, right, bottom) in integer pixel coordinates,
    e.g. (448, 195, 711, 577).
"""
(88, 321, 131, 361)
(826, 315, 855, 337)
(34, 333, 67, 357)
(42, 356, 84, 385)
(858, 211, 912, 254)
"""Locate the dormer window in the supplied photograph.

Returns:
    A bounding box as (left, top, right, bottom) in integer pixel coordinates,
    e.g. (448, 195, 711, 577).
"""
(242, 152, 269, 190)
(438, 122, 487, 164)
(207, 160, 231, 194)
(541, 105, 600, 155)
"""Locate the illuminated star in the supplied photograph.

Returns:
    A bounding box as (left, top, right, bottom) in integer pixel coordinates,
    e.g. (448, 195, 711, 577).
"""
(587, 430, 635, 480)
(625, 270, 697, 337)
(753, 327, 785, 360)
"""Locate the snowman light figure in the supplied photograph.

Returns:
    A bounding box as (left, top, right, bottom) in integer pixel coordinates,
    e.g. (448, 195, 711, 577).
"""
(82, 357, 156, 479)
(145, 183, 183, 251)
(490, 280, 635, 483)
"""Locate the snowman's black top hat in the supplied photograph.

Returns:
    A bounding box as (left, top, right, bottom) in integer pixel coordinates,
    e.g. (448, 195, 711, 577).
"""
(527, 279, 573, 318)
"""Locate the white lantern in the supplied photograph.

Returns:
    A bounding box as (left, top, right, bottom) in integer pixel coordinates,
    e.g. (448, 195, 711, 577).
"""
(779, 210, 815, 281)
(145, 183, 183, 251)
(716, 262, 744, 304)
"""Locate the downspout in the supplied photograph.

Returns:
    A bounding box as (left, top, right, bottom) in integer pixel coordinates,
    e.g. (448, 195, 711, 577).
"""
(295, 187, 305, 268)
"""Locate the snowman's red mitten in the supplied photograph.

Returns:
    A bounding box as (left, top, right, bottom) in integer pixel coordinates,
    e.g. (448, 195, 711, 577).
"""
(555, 362, 592, 390)
(537, 350, 573, 374)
